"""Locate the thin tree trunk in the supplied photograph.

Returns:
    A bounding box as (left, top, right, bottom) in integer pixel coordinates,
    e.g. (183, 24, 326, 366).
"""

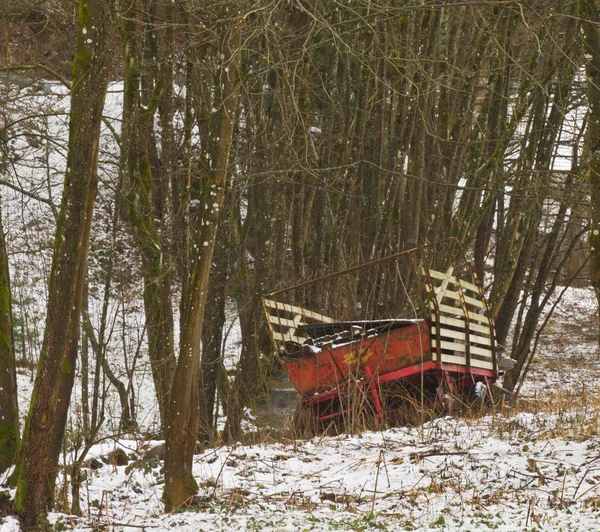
(164, 14, 242, 510)
(0, 198, 18, 474)
(120, 1, 176, 431)
(580, 0, 600, 344)
(198, 198, 231, 444)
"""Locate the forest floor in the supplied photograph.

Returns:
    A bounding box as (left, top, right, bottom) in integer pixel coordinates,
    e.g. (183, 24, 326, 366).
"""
(1, 287, 600, 531)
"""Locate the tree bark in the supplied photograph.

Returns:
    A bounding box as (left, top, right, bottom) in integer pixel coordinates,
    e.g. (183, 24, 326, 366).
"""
(164, 13, 242, 510)
(580, 0, 600, 344)
(198, 198, 231, 444)
(0, 198, 19, 475)
(13, 0, 116, 525)
(119, 0, 177, 431)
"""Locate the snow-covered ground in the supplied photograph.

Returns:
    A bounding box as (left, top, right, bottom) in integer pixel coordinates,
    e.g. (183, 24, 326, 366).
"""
(1, 286, 599, 531)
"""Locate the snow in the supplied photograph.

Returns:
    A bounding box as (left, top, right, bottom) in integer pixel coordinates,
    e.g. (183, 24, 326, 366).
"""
(8, 406, 600, 531)
(0, 286, 598, 531)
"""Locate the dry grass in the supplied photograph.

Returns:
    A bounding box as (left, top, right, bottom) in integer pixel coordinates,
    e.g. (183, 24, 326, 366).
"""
(239, 382, 600, 454)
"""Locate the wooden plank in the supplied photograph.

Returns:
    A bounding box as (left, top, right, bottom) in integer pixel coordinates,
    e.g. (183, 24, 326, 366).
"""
(264, 299, 334, 323)
(469, 345, 493, 358)
(459, 278, 482, 295)
(468, 358, 494, 370)
(431, 302, 490, 324)
(437, 288, 485, 309)
(433, 315, 492, 336)
(272, 331, 306, 344)
(435, 266, 454, 305)
(429, 269, 452, 281)
(428, 270, 482, 296)
(439, 352, 494, 370)
(431, 326, 492, 346)
(431, 339, 492, 358)
(463, 294, 486, 310)
(268, 316, 299, 328)
(432, 339, 467, 353)
(439, 353, 467, 366)
(470, 358, 495, 370)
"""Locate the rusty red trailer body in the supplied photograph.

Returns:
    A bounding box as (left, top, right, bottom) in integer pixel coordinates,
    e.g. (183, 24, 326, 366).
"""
(285, 321, 431, 397)
(263, 239, 509, 424)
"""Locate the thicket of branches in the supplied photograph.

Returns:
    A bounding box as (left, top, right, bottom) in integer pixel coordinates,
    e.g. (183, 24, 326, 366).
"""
(0, 0, 598, 525)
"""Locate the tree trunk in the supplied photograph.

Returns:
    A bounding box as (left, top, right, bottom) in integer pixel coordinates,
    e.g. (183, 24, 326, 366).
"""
(164, 13, 242, 510)
(13, 0, 116, 525)
(198, 201, 231, 444)
(0, 198, 19, 475)
(120, 0, 176, 432)
(580, 0, 600, 344)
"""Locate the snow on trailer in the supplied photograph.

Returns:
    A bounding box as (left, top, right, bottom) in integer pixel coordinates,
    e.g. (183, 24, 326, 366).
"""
(262, 238, 515, 426)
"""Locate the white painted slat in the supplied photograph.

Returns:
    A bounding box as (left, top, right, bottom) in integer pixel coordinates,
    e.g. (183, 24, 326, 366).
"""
(431, 326, 492, 346)
(432, 302, 490, 324)
(263, 299, 334, 323)
(434, 349, 494, 371)
(458, 278, 481, 295)
(272, 331, 306, 344)
(437, 289, 485, 309)
(470, 345, 493, 358)
(439, 353, 494, 370)
(432, 339, 467, 352)
(439, 353, 467, 365)
(269, 316, 299, 328)
(433, 315, 492, 336)
(431, 340, 492, 359)
(264, 299, 293, 312)
(463, 294, 486, 310)
(428, 270, 482, 296)
(434, 266, 454, 305)
(429, 269, 451, 281)
(469, 358, 494, 370)
(432, 326, 466, 341)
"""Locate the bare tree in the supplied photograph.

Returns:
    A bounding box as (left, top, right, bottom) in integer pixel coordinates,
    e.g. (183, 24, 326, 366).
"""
(12, 0, 117, 525)
(580, 0, 600, 345)
(0, 195, 18, 474)
(164, 5, 243, 508)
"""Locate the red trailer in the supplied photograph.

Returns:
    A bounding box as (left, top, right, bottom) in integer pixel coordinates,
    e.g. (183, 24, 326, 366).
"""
(263, 239, 513, 427)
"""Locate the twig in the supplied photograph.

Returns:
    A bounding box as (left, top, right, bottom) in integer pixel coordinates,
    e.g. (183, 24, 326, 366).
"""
(381, 450, 391, 488)
(1, 64, 72, 89)
(371, 451, 382, 513)
(409, 450, 468, 460)
(573, 470, 588, 499)
(575, 478, 600, 501)
(559, 469, 567, 506)
(111, 523, 159, 529)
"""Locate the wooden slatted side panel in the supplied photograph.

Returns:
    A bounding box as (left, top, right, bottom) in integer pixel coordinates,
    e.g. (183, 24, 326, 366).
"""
(263, 299, 334, 350)
(425, 268, 495, 370)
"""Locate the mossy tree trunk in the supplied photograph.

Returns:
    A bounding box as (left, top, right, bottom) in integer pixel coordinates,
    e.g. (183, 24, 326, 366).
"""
(580, 0, 600, 345)
(164, 12, 242, 510)
(198, 192, 232, 444)
(119, 0, 176, 433)
(13, 0, 116, 526)
(0, 198, 19, 475)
